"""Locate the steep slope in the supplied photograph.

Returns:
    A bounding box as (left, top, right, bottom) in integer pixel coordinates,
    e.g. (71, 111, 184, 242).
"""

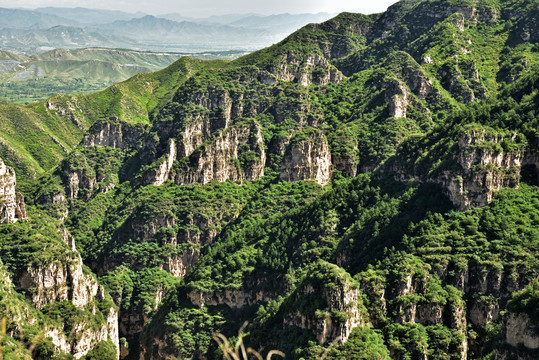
(0, 56, 208, 179)
(0, 0, 538, 359)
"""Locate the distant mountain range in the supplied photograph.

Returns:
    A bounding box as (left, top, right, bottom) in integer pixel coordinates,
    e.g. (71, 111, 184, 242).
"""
(35, 6, 146, 24)
(0, 7, 337, 54)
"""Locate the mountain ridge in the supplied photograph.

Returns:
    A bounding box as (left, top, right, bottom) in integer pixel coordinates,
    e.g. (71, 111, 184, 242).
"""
(0, 0, 537, 359)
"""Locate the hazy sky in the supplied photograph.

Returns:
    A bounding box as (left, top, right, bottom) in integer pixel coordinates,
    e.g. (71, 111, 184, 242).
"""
(6, 0, 399, 17)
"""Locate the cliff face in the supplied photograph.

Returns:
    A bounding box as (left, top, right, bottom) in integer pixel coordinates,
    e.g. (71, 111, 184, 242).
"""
(83, 118, 145, 149)
(17, 253, 97, 310)
(1, 2, 536, 359)
(13, 250, 119, 359)
(495, 285, 539, 360)
(0, 158, 26, 224)
(504, 312, 539, 350)
(383, 54, 435, 119)
(44, 307, 119, 360)
(173, 121, 266, 186)
(285, 279, 366, 345)
(280, 132, 332, 186)
(270, 54, 344, 86)
(188, 288, 275, 309)
(437, 129, 523, 210)
(389, 126, 527, 211)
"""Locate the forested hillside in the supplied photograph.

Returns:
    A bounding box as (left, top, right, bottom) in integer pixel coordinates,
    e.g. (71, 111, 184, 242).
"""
(0, 0, 538, 359)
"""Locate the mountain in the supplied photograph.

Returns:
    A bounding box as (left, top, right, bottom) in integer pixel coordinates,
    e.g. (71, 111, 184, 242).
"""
(0, 7, 78, 28)
(94, 15, 273, 49)
(0, 48, 184, 103)
(0, 0, 538, 359)
(0, 48, 246, 104)
(230, 12, 336, 31)
(35, 6, 145, 25)
(0, 25, 137, 53)
(0, 9, 348, 54)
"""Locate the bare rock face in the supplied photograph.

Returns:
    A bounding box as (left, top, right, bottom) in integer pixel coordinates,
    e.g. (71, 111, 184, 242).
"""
(44, 306, 119, 359)
(173, 122, 266, 185)
(83, 118, 145, 149)
(284, 269, 366, 345)
(17, 253, 97, 310)
(504, 312, 539, 350)
(469, 299, 499, 327)
(64, 168, 98, 200)
(144, 121, 266, 187)
(384, 57, 434, 119)
(150, 139, 177, 186)
(438, 129, 522, 210)
(271, 53, 344, 86)
(280, 131, 332, 186)
(164, 249, 199, 278)
(187, 288, 275, 309)
(385, 79, 410, 118)
(0, 157, 27, 224)
(13, 247, 119, 359)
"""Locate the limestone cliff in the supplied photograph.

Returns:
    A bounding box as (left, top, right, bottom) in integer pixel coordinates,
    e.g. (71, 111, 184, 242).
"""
(173, 122, 266, 185)
(503, 312, 539, 350)
(19, 255, 119, 358)
(0, 157, 26, 224)
(83, 117, 145, 149)
(188, 288, 275, 309)
(436, 129, 523, 210)
(383, 54, 435, 119)
(3, 229, 119, 359)
(44, 306, 119, 360)
(17, 252, 98, 310)
(142, 121, 266, 186)
(284, 263, 367, 345)
(271, 53, 343, 86)
(495, 310, 539, 360)
(388, 126, 527, 210)
(280, 131, 332, 186)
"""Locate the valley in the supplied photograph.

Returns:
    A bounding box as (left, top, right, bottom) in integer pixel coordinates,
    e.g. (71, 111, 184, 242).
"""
(0, 0, 538, 359)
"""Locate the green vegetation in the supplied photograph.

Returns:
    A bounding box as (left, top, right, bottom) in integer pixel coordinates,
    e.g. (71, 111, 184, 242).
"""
(507, 280, 539, 321)
(0, 0, 538, 359)
(0, 48, 248, 104)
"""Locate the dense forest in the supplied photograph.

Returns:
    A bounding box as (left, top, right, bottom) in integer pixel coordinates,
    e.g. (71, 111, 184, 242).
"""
(0, 0, 538, 359)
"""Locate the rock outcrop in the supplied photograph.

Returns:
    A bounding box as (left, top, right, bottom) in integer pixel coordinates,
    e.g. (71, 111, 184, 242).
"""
(437, 129, 523, 210)
(0, 157, 26, 224)
(280, 131, 332, 186)
(271, 54, 344, 86)
(284, 264, 366, 345)
(44, 306, 119, 360)
(389, 126, 526, 210)
(83, 118, 145, 149)
(150, 139, 177, 186)
(143, 121, 266, 186)
(495, 306, 539, 360)
(188, 288, 275, 309)
(174, 122, 266, 185)
(16, 251, 103, 310)
(504, 312, 539, 350)
(385, 79, 410, 118)
(12, 245, 119, 359)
